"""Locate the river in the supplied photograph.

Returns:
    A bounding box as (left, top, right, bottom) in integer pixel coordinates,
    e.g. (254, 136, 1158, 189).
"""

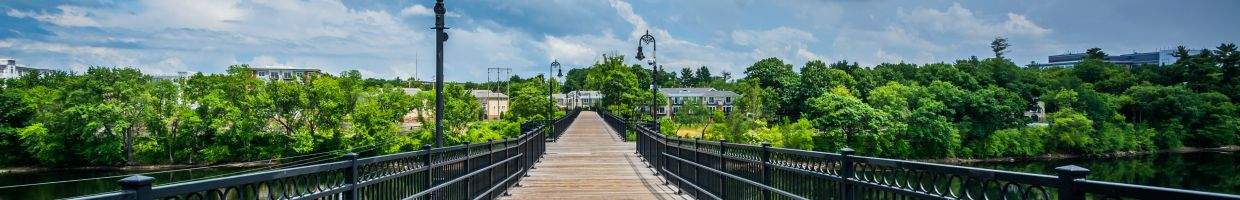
(965, 151, 1240, 195)
(1, 152, 1236, 199)
(0, 166, 256, 199)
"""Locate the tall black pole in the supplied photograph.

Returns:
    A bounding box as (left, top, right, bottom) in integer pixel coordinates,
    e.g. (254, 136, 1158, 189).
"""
(433, 0, 449, 147)
(637, 30, 658, 126)
(549, 60, 561, 129)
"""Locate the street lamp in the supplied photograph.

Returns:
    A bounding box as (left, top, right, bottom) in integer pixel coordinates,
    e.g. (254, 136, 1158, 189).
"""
(635, 30, 658, 127)
(432, 0, 450, 148)
(548, 60, 564, 134)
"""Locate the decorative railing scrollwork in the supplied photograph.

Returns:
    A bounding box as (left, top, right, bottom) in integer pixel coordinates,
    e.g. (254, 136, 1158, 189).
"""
(71, 113, 579, 200)
(599, 110, 1240, 200)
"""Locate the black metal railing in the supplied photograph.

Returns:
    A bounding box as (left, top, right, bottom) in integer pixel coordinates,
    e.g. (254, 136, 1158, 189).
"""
(600, 111, 1240, 200)
(546, 109, 581, 142)
(72, 114, 577, 200)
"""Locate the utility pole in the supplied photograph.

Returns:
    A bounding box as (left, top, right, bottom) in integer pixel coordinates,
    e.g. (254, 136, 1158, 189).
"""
(433, 0, 449, 148)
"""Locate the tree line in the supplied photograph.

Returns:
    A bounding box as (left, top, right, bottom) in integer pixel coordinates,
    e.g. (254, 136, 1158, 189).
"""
(566, 43, 1239, 159)
(0, 66, 533, 167)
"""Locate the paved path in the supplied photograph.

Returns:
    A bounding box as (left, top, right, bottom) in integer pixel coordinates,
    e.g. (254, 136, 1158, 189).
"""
(503, 111, 689, 200)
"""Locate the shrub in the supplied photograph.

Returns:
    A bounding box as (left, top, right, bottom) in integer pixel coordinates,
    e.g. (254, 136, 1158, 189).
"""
(983, 127, 1047, 157)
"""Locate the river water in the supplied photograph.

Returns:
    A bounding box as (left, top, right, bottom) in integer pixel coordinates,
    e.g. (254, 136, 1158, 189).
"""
(1, 152, 1236, 199)
(964, 151, 1240, 195)
(0, 166, 256, 199)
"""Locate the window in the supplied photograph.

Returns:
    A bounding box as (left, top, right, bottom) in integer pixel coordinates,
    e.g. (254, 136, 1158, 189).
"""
(258, 71, 268, 76)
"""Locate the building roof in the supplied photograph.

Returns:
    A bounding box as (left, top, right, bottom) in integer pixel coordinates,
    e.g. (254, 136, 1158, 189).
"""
(250, 66, 322, 71)
(659, 88, 739, 97)
(469, 90, 509, 98)
(567, 90, 603, 98)
(402, 88, 421, 95)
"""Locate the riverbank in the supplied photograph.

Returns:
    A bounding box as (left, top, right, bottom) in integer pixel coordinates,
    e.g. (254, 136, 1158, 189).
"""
(922, 145, 1240, 164)
(0, 161, 277, 174)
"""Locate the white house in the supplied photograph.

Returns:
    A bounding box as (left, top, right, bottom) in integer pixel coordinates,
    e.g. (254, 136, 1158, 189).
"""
(248, 66, 321, 81)
(0, 59, 58, 79)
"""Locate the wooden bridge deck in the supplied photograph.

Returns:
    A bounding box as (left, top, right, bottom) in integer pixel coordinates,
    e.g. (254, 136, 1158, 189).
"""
(503, 111, 689, 200)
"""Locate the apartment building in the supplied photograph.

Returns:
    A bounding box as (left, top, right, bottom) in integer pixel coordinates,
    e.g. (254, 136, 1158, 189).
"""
(470, 90, 509, 119)
(658, 88, 739, 116)
(248, 66, 321, 81)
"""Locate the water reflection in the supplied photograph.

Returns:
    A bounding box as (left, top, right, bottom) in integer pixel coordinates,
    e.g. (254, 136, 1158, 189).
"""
(0, 167, 254, 199)
(965, 152, 1240, 195)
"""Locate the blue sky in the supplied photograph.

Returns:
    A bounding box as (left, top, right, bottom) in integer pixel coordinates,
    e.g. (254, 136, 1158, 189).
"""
(2, 0, 1238, 81)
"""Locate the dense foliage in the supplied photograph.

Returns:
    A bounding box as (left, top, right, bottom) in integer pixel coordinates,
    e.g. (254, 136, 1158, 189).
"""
(587, 44, 1239, 159)
(0, 66, 503, 166)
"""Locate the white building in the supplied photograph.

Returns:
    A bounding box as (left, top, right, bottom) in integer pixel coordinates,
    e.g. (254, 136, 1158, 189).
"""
(248, 66, 321, 81)
(470, 90, 510, 119)
(554, 91, 603, 109)
(0, 59, 58, 79)
(658, 88, 739, 116)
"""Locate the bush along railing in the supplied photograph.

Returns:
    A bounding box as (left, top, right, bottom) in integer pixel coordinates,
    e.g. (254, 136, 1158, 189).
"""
(604, 112, 1240, 200)
(71, 115, 577, 200)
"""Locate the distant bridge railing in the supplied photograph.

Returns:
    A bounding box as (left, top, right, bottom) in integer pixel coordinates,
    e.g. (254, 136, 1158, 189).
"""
(598, 111, 1240, 200)
(72, 114, 579, 200)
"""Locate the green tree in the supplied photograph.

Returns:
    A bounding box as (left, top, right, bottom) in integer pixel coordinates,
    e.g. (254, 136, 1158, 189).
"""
(1085, 47, 1108, 60)
(743, 58, 800, 120)
(991, 37, 1010, 59)
(1049, 108, 1094, 153)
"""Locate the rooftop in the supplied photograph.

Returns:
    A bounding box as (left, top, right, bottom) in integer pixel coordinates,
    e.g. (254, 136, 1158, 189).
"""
(469, 90, 509, 98)
(659, 88, 739, 97)
(250, 66, 321, 71)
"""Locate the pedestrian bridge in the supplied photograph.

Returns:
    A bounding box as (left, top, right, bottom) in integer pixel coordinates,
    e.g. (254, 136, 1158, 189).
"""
(73, 111, 1240, 200)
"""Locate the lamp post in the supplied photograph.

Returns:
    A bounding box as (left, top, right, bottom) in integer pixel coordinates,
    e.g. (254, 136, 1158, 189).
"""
(549, 60, 563, 127)
(432, 0, 449, 148)
(635, 30, 658, 127)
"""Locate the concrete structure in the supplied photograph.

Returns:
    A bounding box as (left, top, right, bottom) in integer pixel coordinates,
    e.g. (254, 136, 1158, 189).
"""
(0, 59, 58, 79)
(1032, 49, 1201, 68)
(658, 88, 739, 116)
(1024, 101, 1048, 127)
(470, 90, 509, 119)
(248, 66, 321, 81)
(555, 91, 603, 109)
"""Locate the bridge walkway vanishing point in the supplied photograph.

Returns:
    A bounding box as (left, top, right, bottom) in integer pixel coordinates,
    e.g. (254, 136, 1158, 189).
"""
(504, 111, 690, 200)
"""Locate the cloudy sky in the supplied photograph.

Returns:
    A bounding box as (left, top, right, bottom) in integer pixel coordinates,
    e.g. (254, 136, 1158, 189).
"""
(2, 0, 1238, 81)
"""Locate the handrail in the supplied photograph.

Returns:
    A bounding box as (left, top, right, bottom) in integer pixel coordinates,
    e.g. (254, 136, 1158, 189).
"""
(70, 113, 578, 200)
(598, 110, 1240, 200)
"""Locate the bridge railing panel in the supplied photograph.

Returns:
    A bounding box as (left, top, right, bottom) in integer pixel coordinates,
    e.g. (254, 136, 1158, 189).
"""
(596, 111, 1240, 200)
(72, 113, 575, 200)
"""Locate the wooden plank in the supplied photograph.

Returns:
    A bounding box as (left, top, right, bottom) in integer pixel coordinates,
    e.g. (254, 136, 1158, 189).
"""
(502, 112, 690, 200)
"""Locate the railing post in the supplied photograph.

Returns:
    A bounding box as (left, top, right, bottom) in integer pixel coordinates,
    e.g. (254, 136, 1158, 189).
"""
(343, 153, 359, 200)
(422, 144, 434, 199)
(760, 143, 772, 200)
(487, 139, 495, 199)
(463, 141, 472, 200)
(840, 148, 856, 200)
(1055, 165, 1091, 200)
(718, 139, 727, 200)
(693, 137, 702, 197)
(118, 175, 154, 200)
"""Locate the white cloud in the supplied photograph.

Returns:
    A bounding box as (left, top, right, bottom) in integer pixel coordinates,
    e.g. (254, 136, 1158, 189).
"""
(732, 27, 822, 64)
(831, 26, 942, 65)
(6, 5, 100, 27)
(245, 55, 286, 67)
(898, 3, 1051, 38)
(400, 5, 434, 17)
